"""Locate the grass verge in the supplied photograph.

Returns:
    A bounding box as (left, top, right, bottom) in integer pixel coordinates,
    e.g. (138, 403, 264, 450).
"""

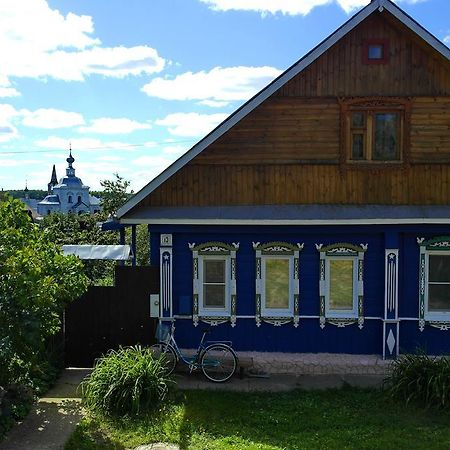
(65, 387, 450, 450)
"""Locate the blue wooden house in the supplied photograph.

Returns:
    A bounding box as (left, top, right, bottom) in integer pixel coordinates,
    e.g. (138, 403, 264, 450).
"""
(117, 0, 450, 359)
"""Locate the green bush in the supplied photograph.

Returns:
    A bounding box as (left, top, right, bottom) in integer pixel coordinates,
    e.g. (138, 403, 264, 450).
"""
(385, 352, 450, 409)
(81, 346, 173, 416)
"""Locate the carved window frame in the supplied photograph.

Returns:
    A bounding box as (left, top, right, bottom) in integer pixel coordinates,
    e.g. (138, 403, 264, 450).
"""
(254, 241, 303, 327)
(339, 97, 411, 168)
(316, 243, 367, 329)
(417, 237, 450, 331)
(189, 241, 239, 327)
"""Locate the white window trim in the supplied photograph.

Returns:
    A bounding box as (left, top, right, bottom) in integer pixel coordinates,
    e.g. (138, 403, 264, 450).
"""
(198, 255, 231, 316)
(189, 241, 239, 327)
(423, 249, 450, 322)
(316, 242, 367, 329)
(324, 256, 359, 319)
(254, 241, 303, 327)
(260, 255, 295, 317)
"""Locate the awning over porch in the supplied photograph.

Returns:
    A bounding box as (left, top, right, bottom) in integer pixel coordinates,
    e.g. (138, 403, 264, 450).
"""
(62, 244, 132, 260)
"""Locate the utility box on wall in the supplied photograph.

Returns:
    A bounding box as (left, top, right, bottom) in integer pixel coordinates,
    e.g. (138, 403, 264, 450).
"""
(150, 294, 160, 318)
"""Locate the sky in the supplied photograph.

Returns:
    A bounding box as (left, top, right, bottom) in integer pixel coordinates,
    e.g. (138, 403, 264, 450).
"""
(0, 0, 449, 192)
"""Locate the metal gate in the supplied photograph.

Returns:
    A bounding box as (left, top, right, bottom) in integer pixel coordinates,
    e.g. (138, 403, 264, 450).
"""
(64, 266, 159, 367)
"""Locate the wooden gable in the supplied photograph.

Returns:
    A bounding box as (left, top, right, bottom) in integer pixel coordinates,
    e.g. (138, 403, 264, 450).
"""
(119, 1, 450, 217)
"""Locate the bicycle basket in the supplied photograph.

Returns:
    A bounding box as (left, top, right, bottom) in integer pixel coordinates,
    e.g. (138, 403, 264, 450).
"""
(155, 323, 171, 343)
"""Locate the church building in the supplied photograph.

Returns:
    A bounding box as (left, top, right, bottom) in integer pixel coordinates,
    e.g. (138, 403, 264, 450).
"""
(37, 149, 101, 216)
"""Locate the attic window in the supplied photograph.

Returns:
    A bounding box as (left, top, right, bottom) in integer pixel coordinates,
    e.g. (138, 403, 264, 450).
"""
(363, 39, 389, 64)
(339, 97, 411, 165)
(368, 44, 383, 59)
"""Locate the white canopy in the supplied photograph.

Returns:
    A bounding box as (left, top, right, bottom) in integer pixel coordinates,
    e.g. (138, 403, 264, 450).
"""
(62, 245, 132, 260)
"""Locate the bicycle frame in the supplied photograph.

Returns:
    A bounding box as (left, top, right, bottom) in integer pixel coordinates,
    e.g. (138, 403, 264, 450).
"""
(160, 321, 233, 373)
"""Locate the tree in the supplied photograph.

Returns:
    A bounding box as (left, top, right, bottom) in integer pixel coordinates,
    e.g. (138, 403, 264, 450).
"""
(40, 212, 118, 285)
(99, 173, 133, 218)
(0, 197, 89, 386)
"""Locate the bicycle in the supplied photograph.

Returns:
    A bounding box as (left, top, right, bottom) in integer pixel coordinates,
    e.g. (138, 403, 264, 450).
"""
(150, 321, 238, 383)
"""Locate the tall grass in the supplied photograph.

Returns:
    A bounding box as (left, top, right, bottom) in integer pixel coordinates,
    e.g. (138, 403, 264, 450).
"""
(385, 352, 450, 409)
(81, 346, 173, 416)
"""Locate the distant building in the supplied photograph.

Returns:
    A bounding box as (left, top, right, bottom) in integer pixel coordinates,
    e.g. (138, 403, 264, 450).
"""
(36, 149, 101, 216)
(21, 183, 39, 220)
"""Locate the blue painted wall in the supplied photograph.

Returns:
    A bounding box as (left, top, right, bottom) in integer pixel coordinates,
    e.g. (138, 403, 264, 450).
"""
(151, 224, 450, 355)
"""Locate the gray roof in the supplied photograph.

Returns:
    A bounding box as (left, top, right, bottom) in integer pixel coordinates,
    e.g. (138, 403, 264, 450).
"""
(119, 205, 450, 225)
(38, 194, 60, 205)
(54, 176, 87, 188)
(89, 195, 101, 205)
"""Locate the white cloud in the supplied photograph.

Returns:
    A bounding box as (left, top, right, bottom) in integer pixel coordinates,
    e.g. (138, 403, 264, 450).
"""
(162, 144, 189, 156)
(21, 108, 85, 129)
(199, 0, 332, 15)
(336, 0, 368, 13)
(142, 66, 281, 104)
(0, 0, 165, 84)
(0, 87, 20, 98)
(0, 0, 99, 52)
(0, 104, 20, 142)
(79, 117, 151, 134)
(444, 35, 450, 45)
(96, 155, 124, 162)
(35, 46, 165, 82)
(199, 0, 430, 16)
(0, 158, 22, 168)
(198, 99, 230, 108)
(35, 136, 128, 151)
(155, 112, 229, 137)
(130, 156, 178, 188)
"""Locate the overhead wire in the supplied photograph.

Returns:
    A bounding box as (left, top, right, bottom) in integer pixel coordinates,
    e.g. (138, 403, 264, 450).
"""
(0, 138, 197, 155)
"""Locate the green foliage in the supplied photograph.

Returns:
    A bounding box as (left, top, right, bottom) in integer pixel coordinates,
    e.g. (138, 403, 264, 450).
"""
(81, 346, 173, 416)
(99, 174, 133, 218)
(126, 224, 150, 267)
(0, 384, 33, 441)
(66, 389, 450, 450)
(40, 212, 117, 285)
(5, 189, 47, 200)
(385, 352, 450, 409)
(0, 196, 89, 388)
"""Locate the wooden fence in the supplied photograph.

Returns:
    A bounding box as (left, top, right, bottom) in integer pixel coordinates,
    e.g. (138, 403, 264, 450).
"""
(64, 266, 159, 367)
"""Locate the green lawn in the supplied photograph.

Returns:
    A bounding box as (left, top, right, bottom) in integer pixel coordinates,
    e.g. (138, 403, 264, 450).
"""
(65, 388, 450, 450)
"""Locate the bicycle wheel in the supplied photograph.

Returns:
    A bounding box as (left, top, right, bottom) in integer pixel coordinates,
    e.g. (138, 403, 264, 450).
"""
(150, 343, 178, 375)
(200, 344, 237, 383)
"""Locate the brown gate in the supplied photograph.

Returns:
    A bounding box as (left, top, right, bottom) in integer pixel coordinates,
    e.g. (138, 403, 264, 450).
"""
(64, 266, 159, 367)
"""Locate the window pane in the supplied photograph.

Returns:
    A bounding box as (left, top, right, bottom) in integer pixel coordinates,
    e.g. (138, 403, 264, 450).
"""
(429, 255, 450, 282)
(352, 134, 364, 160)
(329, 259, 354, 310)
(265, 259, 289, 309)
(373, 113, 399, 160)
(352, 112, 365, 128)
(204, 260, 225, 283)
(428, 284, 450, 312)
(368, 44, 383, 59)
(204, 284, 225, 308)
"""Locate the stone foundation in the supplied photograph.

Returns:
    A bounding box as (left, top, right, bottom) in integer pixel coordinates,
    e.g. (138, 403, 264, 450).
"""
(238, 352, 391, 375)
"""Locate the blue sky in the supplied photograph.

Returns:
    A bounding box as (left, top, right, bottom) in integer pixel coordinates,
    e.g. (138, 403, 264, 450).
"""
(0, 0, 449, 192)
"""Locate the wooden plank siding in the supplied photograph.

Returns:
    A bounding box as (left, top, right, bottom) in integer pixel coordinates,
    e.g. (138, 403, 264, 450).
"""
(195, 98, 340, 164)
(129, 10, 450, 211)
(140, 163, 450, 207)
(276, 13, 450, 98)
